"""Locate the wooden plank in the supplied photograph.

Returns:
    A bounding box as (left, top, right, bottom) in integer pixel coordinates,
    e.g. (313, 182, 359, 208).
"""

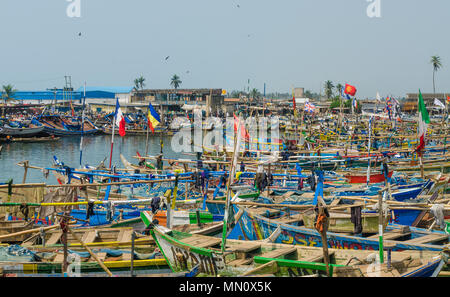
(46, 232, 62, 245)
(259, 247, 297, 259)
(53, 253, 65, 263)
(229, 242, 261, 253)
(241, 260, 277, 276)
(81, 231, 97, 244)
(367, 231, 412, 240)
(281, 191, 295, 199)
(411, 192, 439, 227)
(117, 230, 133, 243)
(303, 251, 335, 263)
(181, 236, 222, 248)
(227, 258, 253, 266)
(330, 198, 341, 206)
(404, 234, 449, 244)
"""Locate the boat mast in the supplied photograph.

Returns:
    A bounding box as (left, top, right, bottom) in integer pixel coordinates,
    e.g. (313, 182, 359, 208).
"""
(79, 82, 86, 167)
(221, 117, 242, 253)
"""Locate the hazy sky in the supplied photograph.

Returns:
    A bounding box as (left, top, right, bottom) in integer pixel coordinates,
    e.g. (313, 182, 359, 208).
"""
(0, 0, 449, 98)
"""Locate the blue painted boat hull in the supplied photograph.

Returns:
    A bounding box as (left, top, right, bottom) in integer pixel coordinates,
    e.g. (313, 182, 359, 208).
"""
(236, 206, 447, 252)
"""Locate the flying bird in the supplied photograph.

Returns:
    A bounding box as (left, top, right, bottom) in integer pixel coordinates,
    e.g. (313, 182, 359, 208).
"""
(78, 32, 82, 36)
(237, 4, 240, 8)
(165, 56, 170, 61)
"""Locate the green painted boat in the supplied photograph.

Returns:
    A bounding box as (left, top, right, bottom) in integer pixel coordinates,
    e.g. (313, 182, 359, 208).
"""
(149, 222, 447, 277)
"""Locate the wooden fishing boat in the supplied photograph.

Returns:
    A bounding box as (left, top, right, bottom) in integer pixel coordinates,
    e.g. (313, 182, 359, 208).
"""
(301, 209, 389, 234)
(0, 258, 168, 276)
(0, 123, 45, 137)
(345, 171, 393, 184)
(34, 116, 99, 136)
(6, 136, 60, 143)
(21, 227, 142, 247)
(0, 220, 36, 242)
(102, 126, 171, 136)
(120, 154, 155, 173)
(394, 162, 450, 174)
(236, 206, 449, 252)
(150, 225, 447, 277)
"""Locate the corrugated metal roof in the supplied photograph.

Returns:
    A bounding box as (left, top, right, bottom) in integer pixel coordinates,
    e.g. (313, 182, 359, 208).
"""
(76, 87, 133, 94)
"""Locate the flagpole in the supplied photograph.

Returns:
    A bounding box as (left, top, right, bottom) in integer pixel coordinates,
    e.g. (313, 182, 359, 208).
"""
(79, 82, 86, 167)
(221, 119, 242, 253)
(145, 116, 150, 157)
(109, 98, 118, 169)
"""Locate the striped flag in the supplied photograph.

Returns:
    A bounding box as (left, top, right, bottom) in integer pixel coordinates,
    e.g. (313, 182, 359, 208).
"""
(147, 102, 161, 134)
(115, 99, 126, 137)
(416, 90, 430, 153)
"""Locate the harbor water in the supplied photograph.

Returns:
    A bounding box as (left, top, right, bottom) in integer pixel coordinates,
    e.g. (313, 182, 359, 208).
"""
(0, 135, 185, 184)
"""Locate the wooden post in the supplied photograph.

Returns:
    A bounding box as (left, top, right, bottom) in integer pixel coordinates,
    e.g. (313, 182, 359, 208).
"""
(130, 231, 135, 277)
(61, 217, 69, 276)
(420, 155, 424, 178)
(267, 164, 271, 198)
(378, 191, 384, 264)
(317, 205, 330, 277)
(22, 160, 29, 184)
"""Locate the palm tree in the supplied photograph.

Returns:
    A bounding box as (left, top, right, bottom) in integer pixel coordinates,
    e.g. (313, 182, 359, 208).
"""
(324, 80, 334, 99)
(133, 78, 140, 91)
(170, 74, 182, 89)
(2, 84, 17, 104)
(249, 88, 260, 100)
(138, 76, 146, 90)
(335, 83, 343, 96)
(430, 56, 442, 94)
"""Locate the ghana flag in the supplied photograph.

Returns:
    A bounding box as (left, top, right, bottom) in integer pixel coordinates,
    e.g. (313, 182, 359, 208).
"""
(147, 103, 161, 133)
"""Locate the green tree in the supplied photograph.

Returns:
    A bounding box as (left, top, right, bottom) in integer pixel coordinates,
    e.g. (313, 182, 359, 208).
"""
(249, 88, 260, 100)
(430, 55, 442, 94)
(2, 84, 17, 104)
(138, 76, 146, 90)
(335, 83, 343, 96)
(324, 80, 334, 99)
(170, 74, 182, 89)
(133, 78, 140, 90)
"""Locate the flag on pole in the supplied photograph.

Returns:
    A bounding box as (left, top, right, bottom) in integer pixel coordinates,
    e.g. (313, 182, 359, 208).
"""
(416, 90, 430, 153)
(292, 89, 297, 116)
(233, 114, 249, 141)
(447, 95, 450, 105)
(304, 101, 316, 113)
(147, 102, 161, 134)
(376, 92, 381, 103)
(385, 97, 393, 120)
(434, 98, 446, 109)
(344, 84, 357, 97)
(341, 86, 350, 100)
(352, 97, 358, 110)
(115, 99, 126, 137)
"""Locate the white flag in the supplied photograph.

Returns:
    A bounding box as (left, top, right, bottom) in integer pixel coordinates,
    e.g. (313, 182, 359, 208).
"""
(376, 92, 381, 102)
(434, 98, 445, 109)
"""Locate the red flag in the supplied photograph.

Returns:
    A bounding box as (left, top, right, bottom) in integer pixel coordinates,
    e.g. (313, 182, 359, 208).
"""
(118, 118, 126, 137)
(115, 100, 126, 137)
(447, 95, 450, 105)
(293, 95, 296, 110)
(233, 114, 250, 141)
(344, 84, 357, 97)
